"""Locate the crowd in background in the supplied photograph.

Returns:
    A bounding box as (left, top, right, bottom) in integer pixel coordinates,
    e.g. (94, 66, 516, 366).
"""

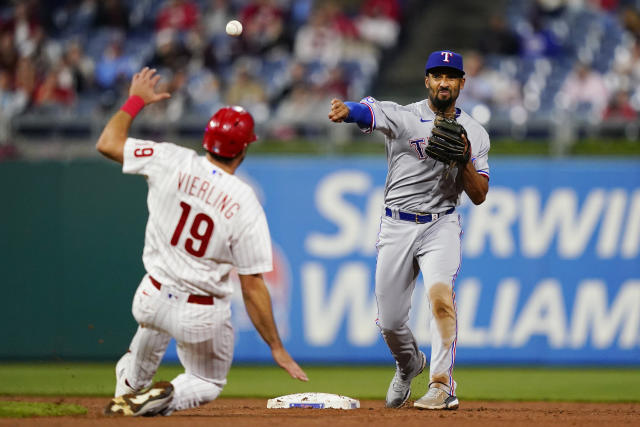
(1, 0, 640, 158)
(458, 0, 640, 130)
(0, 0, 402, 153)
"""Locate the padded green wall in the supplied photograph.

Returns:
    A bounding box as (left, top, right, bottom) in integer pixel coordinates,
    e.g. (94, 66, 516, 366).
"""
(0, 160, 149, 360)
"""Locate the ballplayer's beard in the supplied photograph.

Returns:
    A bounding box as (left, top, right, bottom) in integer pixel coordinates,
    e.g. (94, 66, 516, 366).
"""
(429, 88, 458, 115)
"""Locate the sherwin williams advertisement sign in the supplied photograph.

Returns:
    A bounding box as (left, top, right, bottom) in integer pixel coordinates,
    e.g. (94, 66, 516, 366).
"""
(161, 158, 639, 364)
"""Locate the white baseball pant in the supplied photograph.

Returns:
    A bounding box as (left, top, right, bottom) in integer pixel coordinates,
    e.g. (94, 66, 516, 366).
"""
(115, 275, 234, 412)
(375, 212, 461, 394)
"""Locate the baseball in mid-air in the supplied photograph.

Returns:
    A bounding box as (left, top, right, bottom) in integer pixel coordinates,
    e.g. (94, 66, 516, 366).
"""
(226, 20, 243, 36)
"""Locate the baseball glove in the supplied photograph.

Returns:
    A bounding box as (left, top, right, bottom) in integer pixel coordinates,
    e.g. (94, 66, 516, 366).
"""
(426, 116, 470, 164)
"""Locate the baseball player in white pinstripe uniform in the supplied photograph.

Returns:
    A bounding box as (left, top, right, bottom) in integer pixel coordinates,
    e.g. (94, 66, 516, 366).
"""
(329, 50, 490, 410)
(98, 67, 308, 417)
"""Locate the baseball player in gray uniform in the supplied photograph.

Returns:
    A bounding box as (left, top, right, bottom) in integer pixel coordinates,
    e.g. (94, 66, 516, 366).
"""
(329, 50, 490, 410)
(98, 67, 308, 417)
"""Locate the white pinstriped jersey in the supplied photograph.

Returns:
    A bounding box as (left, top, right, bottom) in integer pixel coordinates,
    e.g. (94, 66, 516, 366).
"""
(123, 138, 272, 298)
(357, 97, 490, 213)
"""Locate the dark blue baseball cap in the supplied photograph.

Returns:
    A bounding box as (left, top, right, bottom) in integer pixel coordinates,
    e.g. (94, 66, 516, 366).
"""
(425, 50, 464, 76)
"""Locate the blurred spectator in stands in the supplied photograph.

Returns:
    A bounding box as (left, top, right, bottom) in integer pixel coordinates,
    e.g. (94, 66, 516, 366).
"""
(3, 1, 45, 58)
(33, 63, 76, 113)
(0, 69, 27, 149)
(226, 61, 267, 106)
(533, 0, 566, 18)
(149, 29, 191, 72)
(146, 68, 188, 123)
(361, 0, 401, 22)
(611, 37, 640, 90)
(94, 0, 130, 31)
(290, 0, 314, 31)
(270, 60, 308, 107)
(94, 32, 137, 111)
(557, 62, 609, 119)
(321, 65, 349, 100)
(457, 51, 494, 111)
(94, 33, 136, 90)
(200, 0, 242, 69)
(225, 59, 269, 121)
(324, 1, 359, 39)
(325, 1, 379, 89)
(0, 32, 18, 73)
(591, 0, 620, 13)
(355, 0, 400, 50)
(240, 0, 286, 54)
(63, 38, 95, 93)
(186, 68, 222, 116)
(51, 0, 97, 37)
(202, 0, 234, 38)
(0, 69, 26, 115)
(294, 6, 342, 67)
(156, 0, 199, 32)
(458, 50, 522, 123)
(519, 13, 563, 58)
(183, 24, 207, 65)
(271, 85, 328, 138)
(14, 56, 37, 106)
(621, 7, 640, 40)
(478, 14, 521, 56)
(271, 85, 312, 138)
(602, 90, 637, 120)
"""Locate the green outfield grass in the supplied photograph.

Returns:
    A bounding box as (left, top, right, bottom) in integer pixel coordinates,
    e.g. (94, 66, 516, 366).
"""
(0, 363, 639, 403)
(0, 401, 86, 418)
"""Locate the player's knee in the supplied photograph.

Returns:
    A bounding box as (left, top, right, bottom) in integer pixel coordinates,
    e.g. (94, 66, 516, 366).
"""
(428, 283, 457, 348)
(428, 283, 454, 320)
(170, 373, 224, 411)
(376, 314, 408, 331)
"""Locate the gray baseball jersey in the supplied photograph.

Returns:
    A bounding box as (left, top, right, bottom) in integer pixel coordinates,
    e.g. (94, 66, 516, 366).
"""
(355, 96, 490, 398)
(358, 96, 490, 212)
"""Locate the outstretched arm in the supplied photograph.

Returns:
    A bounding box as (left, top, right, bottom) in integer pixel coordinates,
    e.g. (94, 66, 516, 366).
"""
(328, 98, 373, 129)
(96, 67, 171, 164)
(239, 273, 309, 382)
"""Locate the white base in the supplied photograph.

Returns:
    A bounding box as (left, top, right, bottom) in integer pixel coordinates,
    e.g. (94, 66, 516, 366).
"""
(267, 392, 360, 409)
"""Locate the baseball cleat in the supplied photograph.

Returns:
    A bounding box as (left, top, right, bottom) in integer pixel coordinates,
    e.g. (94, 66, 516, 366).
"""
(104, 381, 174, 416)
(385, 351, 426, 408)
(413, 383, 459, 410)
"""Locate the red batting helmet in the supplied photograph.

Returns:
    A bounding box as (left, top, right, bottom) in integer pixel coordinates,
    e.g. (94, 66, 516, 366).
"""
(202, 106, 257, 158)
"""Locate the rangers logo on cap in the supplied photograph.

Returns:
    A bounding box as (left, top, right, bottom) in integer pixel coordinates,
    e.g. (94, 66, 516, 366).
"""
(425, 50, 465, 76)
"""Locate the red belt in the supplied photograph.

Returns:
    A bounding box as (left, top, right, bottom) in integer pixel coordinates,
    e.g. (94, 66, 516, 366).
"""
(149, 276, 214, 305)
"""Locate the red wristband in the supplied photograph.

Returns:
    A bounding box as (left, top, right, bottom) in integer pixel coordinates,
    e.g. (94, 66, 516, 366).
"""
(120, 95, 145, 118)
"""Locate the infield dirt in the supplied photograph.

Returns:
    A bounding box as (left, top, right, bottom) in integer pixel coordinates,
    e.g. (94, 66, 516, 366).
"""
(1, 397, 638, 426)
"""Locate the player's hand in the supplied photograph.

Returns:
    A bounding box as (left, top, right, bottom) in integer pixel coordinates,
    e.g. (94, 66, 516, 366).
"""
(129, 67, 171, 105)
(272, 347, 309, 382)
(328, 98, 350, 123)
(461, 132, 471, 163)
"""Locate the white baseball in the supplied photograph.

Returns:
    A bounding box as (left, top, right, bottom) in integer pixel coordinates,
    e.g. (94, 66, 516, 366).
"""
(225, 20, 243, 37)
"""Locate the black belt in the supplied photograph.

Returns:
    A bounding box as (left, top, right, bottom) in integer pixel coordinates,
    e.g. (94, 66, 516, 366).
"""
(385, 207, 455, 224)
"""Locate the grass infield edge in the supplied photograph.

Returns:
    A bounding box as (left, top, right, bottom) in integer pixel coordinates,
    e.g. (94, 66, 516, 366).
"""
(0, 401, 88, 418)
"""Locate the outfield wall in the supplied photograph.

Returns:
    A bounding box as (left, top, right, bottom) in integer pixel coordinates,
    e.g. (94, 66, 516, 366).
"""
(1, 157, 639, 364)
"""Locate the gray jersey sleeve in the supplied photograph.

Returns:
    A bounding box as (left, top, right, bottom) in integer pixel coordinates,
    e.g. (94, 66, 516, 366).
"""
(356, 96, 410, 140)
(458, 114, 491, 180)
(471, 130, 490, 180)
